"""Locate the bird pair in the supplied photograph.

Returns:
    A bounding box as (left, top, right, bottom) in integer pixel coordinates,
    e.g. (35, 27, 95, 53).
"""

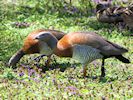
(96, 3, 124, 24)
(8, 29, 130, 77)
(96, 2, 133, 30)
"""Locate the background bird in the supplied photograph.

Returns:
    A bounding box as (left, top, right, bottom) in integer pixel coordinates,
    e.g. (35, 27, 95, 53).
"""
(122, 6, 133, 30)
(114, 4, 133, 31)
(35, 31, 130, 77)
(96, 3, 124, 23)
(8, 29, 65, 66)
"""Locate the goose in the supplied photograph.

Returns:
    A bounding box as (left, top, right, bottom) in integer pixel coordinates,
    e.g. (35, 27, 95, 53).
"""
(35, 31, 130, 77)
(8, 29, 65, 66)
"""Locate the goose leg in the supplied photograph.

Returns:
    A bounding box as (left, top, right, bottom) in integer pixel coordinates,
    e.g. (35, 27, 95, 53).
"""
(45, 55, 52, 66)
(101, 58, 105, 77)
(83, 64, 88, 77)
(52, 55, 57, 64)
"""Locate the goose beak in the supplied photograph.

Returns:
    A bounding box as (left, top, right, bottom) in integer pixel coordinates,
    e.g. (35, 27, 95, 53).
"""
(34, 35, 43, 40)
(34, 36, 40, 40)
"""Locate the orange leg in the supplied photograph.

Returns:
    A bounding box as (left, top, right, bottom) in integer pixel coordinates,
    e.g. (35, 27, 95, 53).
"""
(45, 55, 52, 66)
(83, 64, 88, 77)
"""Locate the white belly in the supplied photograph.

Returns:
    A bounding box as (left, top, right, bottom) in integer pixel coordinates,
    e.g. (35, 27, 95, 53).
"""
(72, 44, 103, 64)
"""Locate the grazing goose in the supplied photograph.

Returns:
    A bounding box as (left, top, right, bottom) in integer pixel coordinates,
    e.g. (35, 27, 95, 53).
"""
(8, 29, 65, 66)
(35, 31, 130, 77)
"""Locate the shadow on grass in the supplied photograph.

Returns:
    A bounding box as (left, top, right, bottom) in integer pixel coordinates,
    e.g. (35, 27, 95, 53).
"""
(14, 58, 80, 73)
(10, 57, 118, 83)
(40, 62, 81, 73)
(87, 20, 112, 30)
(99, 76, 119, 83)
(77, 73, 118, 83)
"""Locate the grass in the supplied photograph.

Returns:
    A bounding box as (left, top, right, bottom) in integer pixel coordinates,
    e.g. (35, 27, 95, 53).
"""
(0, 0, 133, 99)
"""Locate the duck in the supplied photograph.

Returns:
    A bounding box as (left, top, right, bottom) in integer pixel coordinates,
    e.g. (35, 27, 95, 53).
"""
(35, 31, 130, 77)
(122, 6, 133, 30)
(113, 4, 133, 30)
(96, 3, 124, 23)
(8, 29, 65, 66)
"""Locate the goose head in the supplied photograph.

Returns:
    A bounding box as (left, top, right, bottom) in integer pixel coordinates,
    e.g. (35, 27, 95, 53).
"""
(35, 32, 58, 56)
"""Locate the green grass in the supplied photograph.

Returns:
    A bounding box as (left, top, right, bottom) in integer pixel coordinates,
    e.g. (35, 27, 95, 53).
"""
(0, 0, 133, 99)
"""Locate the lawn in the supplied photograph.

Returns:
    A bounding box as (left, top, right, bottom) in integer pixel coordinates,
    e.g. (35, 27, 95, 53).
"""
(0, 0, 133, 99)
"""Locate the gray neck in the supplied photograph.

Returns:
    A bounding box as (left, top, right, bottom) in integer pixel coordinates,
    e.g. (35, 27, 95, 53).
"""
(46, 34, 58, 50)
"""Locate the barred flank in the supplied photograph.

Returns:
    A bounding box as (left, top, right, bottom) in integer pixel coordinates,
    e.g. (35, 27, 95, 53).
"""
(73, 45, 103, 64)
